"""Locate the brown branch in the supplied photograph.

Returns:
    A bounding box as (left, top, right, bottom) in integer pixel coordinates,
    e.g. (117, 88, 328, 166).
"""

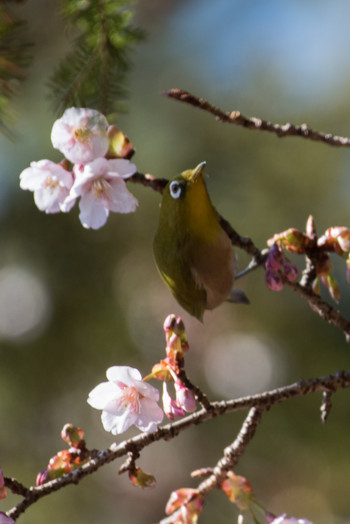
(284, 278, 350, 342)
(197, 407, 263, 495)
(128, 172, 168, 193)
(163, 89, 350, 147)
(6, 370, 350, 521)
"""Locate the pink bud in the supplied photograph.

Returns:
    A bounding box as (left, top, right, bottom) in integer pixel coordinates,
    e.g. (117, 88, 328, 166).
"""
(36, 468, 51, 486)
(162, 383, 185, 420)
(61, 424, 85, 448)
(265, 269, 284, 291)
(266, 243, 283, 271)
(163, 314, 177, 333)
(174, 381, 197, 413)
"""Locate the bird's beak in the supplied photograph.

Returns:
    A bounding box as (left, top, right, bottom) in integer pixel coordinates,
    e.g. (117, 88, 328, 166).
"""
(191, 161, 206, 181)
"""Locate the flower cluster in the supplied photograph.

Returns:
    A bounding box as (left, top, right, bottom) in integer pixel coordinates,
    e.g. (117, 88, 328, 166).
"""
(36, 424, 90, 485)
(87, 315, 197, 437)
(267, 216, 350, 302)
(19, 108, 138, 229)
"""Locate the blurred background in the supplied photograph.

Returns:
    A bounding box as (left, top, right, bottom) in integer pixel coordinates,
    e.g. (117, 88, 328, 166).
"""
(1, 0, 350, 522)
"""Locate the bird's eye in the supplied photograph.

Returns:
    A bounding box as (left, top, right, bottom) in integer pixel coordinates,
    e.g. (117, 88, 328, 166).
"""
(169, 181, 184, 199)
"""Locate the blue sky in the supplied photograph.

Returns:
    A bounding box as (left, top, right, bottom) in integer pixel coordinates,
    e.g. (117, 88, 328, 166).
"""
(167, 0, 350, 100)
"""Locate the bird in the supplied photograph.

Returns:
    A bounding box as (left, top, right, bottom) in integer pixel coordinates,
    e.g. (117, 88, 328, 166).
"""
(153, 161, 249, 321)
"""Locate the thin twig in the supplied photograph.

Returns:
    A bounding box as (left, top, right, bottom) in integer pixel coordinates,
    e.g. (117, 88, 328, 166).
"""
(163, 89, 350, 147)
(198, 407, 263, 495)
(128, 172, 168, 193)
(6, 370, 350, 521)
(284, 278, 350, 342)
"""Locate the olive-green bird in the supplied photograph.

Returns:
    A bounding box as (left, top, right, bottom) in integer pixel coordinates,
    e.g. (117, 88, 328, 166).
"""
(153, 161, 249, 321)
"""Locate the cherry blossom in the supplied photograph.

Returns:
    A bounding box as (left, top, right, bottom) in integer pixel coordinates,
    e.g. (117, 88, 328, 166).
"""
(87, 366, 164, 434)
(19, 160, 74, 214)
(51, 107, 109, 164)
(64, 157, 138, 229)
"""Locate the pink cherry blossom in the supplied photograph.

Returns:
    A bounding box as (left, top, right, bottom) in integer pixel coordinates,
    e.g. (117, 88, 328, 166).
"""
(51, 107, 109, 164)
(64, 157, 138, 229)
(268, 514, 313, 524)
(0, 514, 14, 524)
(87, 366, 164, 434)
(19, 160, 74, 214)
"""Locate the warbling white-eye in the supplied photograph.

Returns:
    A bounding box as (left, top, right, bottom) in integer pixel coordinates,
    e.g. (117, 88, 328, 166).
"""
(153, 161, 249, 321)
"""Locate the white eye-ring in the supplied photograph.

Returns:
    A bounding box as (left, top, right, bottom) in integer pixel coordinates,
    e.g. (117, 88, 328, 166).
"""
(169, 181, 183, 199)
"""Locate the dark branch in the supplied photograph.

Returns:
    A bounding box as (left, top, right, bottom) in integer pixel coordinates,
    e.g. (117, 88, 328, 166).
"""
(6, 370, 350, 520)
(163, 89, 350, 147)
(198, 407, 263, 494)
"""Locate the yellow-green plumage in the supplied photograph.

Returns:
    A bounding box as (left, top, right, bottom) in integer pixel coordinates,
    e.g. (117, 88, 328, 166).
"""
(153, 162, 241, 321)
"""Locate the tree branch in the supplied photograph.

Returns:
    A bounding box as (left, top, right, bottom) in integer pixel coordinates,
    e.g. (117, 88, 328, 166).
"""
(197, 407, 263, 495)
(6, 370, 350, 521)
(163, 89, 350, 147)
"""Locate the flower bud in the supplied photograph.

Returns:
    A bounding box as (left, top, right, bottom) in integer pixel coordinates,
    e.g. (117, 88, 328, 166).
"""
(220, 471, 253, 511)
(265, 268, 284, 291)
(107, 125, 135, 159)
(61, 424, 85, 448)
(162, 382, 185, 420)
(174, 381, 197, 413)
(266, 243, 283, 271)
(128, 467, 156, 489)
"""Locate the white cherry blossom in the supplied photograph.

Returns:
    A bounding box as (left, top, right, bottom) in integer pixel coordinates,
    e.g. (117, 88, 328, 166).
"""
(51, 107, 109, 164)
(64, 157, 138, 229)
(20, 160, 74, 214)
(87, 366, 164, 435)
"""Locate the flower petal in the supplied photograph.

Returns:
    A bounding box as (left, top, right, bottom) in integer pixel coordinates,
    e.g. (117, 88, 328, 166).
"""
(106, 159, 137, 179)
(101, 406, 137, 435)
(106, 365, 142, 385)
(78, 194, 109, 229)
(136, 397, 164, 432)
(107, 178, 138, 213)
(87, 382, 121, 409)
